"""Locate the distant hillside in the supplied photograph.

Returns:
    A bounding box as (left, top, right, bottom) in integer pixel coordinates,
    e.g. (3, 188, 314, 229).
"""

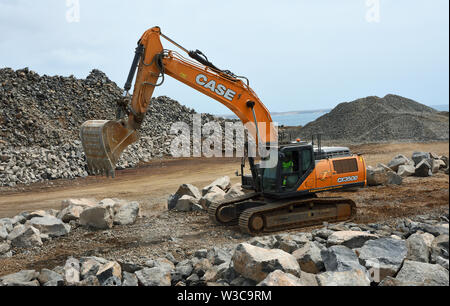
(297, 94, 449, 144)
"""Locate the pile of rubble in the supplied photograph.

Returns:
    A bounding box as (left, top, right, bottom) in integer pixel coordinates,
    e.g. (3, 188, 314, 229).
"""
(1, 210, 448, 286)
(367, 151, 449, 186)
(298, 94, 449, 144)
(167, 176, 246, 212)
(0, 198, 140, 258)
(0, 67, 236, 187)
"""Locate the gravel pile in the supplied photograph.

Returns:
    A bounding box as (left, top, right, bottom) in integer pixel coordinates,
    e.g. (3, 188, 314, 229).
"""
(0, 67, 234, 187)
(298, 94, 449, 144)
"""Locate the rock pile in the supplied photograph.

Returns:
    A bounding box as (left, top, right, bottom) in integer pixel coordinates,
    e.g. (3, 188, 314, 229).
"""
(167, 176, 246, 212)
(367, 151, 449, 186)
(0, 198, 140, 258)
(0, 68, 236, 187)
(1, 211, 448, 286)
(298, 94, 449, 144)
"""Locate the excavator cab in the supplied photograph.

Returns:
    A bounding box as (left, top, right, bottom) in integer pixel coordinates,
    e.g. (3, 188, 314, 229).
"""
(260, 144, 314, 196)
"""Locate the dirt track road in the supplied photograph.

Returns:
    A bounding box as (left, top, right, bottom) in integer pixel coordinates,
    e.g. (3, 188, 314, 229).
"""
(0, 158, 242, 218)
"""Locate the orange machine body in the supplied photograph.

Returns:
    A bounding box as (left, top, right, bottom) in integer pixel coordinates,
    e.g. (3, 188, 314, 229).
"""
(298, 154, 367, 194)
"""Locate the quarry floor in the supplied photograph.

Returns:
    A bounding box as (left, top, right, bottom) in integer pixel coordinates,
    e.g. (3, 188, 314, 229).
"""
(0, 142, 448, 275)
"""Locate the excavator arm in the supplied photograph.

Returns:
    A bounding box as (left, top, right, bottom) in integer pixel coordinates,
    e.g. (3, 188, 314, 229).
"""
(80, 26, 278, 177)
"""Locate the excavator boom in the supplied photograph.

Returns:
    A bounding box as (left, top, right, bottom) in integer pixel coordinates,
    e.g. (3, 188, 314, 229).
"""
(80, 26, 277, 177)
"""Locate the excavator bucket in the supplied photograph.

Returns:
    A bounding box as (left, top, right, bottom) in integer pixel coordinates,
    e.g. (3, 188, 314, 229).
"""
(80, 120, 139, 177)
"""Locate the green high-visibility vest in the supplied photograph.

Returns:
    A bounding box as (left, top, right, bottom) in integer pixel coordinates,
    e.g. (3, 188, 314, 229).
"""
(282, 161, 294, 171)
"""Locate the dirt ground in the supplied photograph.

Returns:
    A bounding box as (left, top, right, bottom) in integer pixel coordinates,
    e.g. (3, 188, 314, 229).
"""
(0, 142, 449, 276)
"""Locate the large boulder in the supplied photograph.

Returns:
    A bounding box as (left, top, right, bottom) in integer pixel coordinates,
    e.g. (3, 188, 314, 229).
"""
(327, 231, 378, 249)
(386, 171, 402, 185)
(248, 235, 278, 249)
(57, 205, 84, 222)
(316, 270, 371, 286)
(395, 260, 449, 286)
(410, 223, 449, 237)
(366, 166, 389, 186)
(38, 269, 64, 286)
(29, 216, 71, 238)
(358, 238, 407, 282)
(292, 241, 324, 274)
(232, 243, 301, 282)
(80, 206, 113, 229)
(0, 218, 13, 233)
(175, 184, 201, 199)
(64, 257, 80, 285)
(430, 234, 449, 263)
(397, 164, 416, 177)
(387, 154, 413, 172)
(276, 233, 310, 253)
(167, 194, 180, 211)
(113, 201, 140, 225)
(0, 224, 8, 241)
(0, 270, 39, 286)
(202, 176, 231, 195)
(175, 195, 201, 212)
(96, 261, 122, 285)
(199, 186, 226, 209)
(0, 242, 11, 255)
(8, 225, 43, 248)
(80, 257, 106, 279)
(412, 152, 431, 166)
(406, 232, 433, 263)
(257, 270, 304, 286)
(122, 271, 138, 286)
(431, 159, 441, 174)
(415, 159, 432, 177)
(224, 183, 245, 200)
(135, 267, 171, 286)
(321, 245, 366, 273)
(174, 260, 194, 280)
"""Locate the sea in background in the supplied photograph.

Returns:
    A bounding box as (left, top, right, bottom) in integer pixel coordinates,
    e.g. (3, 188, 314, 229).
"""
(220, 104, 448, 127)
(431, 104, 449, 111)
(270, 111, 329, 127)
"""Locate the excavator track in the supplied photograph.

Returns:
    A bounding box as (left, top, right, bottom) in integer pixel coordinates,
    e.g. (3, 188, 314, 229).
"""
(208, 193, 261, 226)
(238, 197, 356, 235)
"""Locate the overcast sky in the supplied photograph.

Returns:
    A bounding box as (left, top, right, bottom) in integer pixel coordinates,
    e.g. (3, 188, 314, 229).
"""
(0, 0, 448, 115)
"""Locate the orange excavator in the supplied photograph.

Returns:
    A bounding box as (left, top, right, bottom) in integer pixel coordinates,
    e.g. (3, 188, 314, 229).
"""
(80, 26, 367, 235)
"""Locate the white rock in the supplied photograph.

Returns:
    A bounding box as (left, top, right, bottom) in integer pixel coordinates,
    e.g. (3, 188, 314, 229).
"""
(29, 216, 71, 237)
(292, 241, 324, 274)
(57, 205, 84, 222)
(175, 184, 201, 199)
(199, 186, 226, 209)
(135, 267, 171, 286)
(113, 201, 140, 225)
(257, 270, 304, 286)
(316, 269, 371, 286)
(395, 260, 449, 286)
(175, 195, 199, 212)
(64, 257, 80, 285)
(224, 183, 245, 200)
(232, 243, 301, 282)
(80, 206, 113, 229)
(8, 225, 43, 248)
(202, 176, 231, 195)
